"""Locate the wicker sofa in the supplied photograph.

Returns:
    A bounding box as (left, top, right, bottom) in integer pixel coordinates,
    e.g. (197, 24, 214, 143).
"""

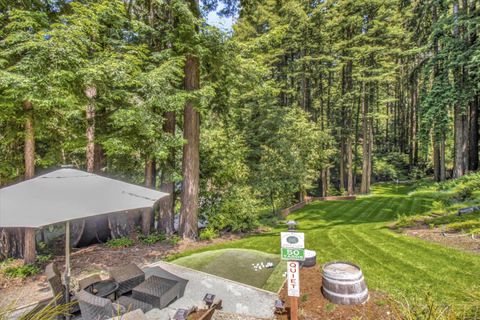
(76, 289, 152, 320)
(109, 263, 145, 296)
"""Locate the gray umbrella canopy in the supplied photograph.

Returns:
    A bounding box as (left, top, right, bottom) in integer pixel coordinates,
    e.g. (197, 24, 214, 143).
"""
(0, 168, 168, 228)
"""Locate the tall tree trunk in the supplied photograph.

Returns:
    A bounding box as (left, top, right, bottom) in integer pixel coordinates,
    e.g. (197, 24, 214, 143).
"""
(85, 86, 97, 173)
(470, 96, 479, 171)
(360, 83, 370, 194)
(93, 144, 106, 173)
(440, 133, 446, 181)
(468, 1, 478, 172)
(433, 134, 440, 182)
(142, 158, 155, 235)
(159, 112, 176, 235)
(24, 101, 34, 179)
(346, 137, 354, 195)
(0, 101, 35, 263)
(453, 105, 468, 178)
(452, 1, 468, 178)
(24, 101, 35, 264)
(179, 54, 200, 240)
(409, 76, 418, 167)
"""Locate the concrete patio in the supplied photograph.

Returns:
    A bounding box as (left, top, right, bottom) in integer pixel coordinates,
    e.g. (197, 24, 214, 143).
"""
(142, 261, 277, 319)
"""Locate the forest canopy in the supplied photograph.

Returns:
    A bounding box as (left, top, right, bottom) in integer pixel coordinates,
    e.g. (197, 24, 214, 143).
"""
(0, 0, 479, 238)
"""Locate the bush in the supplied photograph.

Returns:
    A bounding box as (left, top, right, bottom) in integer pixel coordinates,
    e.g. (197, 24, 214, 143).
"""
(168, 235, 181, 245)
(203, 185, 260, 232)
(447, 221, 480, 233)
(138, 232, 166, 245)
(199, 228, 219, 241)
(373, 152, 409, 182)
(106, 237, 134, 248)
(36, 254, 53, 264)
(4, 264, 40, 278)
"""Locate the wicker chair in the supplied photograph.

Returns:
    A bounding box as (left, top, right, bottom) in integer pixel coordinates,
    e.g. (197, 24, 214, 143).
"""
(78, 274, 103, 291)
(109, 263, 145, 296)
(76, 290, 152, 320)
(45, 263, 79, 315)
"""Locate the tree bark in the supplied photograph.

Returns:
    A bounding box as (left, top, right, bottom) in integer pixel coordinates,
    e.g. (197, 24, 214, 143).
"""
(93, 144, 106, 173)
(360, 83, 370, 194)
(409, 76, 418, 167)
(24, 101, 35, 179)
(141, 158, 156, 235)
(85, 86, 97, 173)
(179, 54, 200, 240)
(346, 137, 354, 195)
(0, 228, 25, 261)
(24, 228, 36, 264)
(159, 111, 176, 235)
(469, 95, 479, 171)
(452, 1, 468, 178)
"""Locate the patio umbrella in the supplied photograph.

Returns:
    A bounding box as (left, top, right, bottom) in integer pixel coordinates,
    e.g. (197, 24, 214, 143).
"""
(0, 168, 168, 308)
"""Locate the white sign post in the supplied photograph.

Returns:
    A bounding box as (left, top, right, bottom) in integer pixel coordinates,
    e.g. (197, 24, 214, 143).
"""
(280, 231, 304, 320)
(287, 261, 300, 297)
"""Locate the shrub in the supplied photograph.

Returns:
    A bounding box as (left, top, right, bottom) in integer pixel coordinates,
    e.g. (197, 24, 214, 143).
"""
(106, 237, 134, 248)
(36, 254, 53, 264)
(138, 232, 166, 245)
(199, 228, 219, 241)
(4, 264, 40, 278)
(204, 185, 260, 232)
(168, 235, 181, 245)
(447, 221, 480, 233)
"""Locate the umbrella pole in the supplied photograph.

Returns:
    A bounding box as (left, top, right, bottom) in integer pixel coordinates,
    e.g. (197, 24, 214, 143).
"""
(65, 221, 71, 320)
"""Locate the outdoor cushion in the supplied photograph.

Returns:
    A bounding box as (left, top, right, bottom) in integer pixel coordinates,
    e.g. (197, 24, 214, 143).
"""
(109, 263, 145, 296)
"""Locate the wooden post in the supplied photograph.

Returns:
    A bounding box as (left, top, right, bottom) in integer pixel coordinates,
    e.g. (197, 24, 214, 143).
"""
(65, 221, 71, 320)
(23, 228, 36, 264)
(289, 296, 298, 320)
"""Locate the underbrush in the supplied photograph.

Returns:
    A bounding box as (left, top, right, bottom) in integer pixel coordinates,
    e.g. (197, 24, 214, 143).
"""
(395, 173, 480, 233)
(105, 237, 135, 248)
(138, 232, 166, 245)
(106, 232, 182, 248)
(3, 264, 40, 278)
(0, 259, 41, 279)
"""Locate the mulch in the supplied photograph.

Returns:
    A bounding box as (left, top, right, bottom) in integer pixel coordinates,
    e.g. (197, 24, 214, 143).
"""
(403, 226, 480, 254)
(275, 264, 393, 320)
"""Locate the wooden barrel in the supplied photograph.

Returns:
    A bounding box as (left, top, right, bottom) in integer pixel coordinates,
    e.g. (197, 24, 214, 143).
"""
(302, 249, 316, 268)
(321, 261, 368, 305)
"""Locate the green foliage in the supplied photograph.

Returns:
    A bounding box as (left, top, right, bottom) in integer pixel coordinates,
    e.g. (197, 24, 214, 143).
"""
(3, 264, 40, 278)
(138, 232, 166, 245)
(373, 152, 409, 182)
(199, 227, 219, 241)
(36, 254, 53, 264)
(168, 235, 181, 246)
(390, 293, 480, 320)
(0, 296, 73, 320)
(105, 237, 134, 248)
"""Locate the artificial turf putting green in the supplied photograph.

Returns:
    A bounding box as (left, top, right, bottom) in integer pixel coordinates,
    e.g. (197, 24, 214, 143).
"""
(169, 183, 480, 306)
(172, 248, 285, 291)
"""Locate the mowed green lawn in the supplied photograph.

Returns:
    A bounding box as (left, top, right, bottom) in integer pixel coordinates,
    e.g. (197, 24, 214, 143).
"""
(170, 184, 480, 305)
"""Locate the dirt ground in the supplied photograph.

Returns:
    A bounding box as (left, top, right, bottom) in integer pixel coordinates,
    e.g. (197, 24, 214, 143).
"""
(403, 226, 480, 254)
(0, 234, 242, 309)
(276, 264, 392, 320)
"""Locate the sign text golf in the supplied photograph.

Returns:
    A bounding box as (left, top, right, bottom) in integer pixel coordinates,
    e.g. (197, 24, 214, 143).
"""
(281, 248, 305, 261)
(280, 232, 305, 261)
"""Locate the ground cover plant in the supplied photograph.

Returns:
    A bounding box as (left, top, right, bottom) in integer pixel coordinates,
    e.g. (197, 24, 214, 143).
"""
(396, 173, 480, 234)
(170, 183, 480, 307)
